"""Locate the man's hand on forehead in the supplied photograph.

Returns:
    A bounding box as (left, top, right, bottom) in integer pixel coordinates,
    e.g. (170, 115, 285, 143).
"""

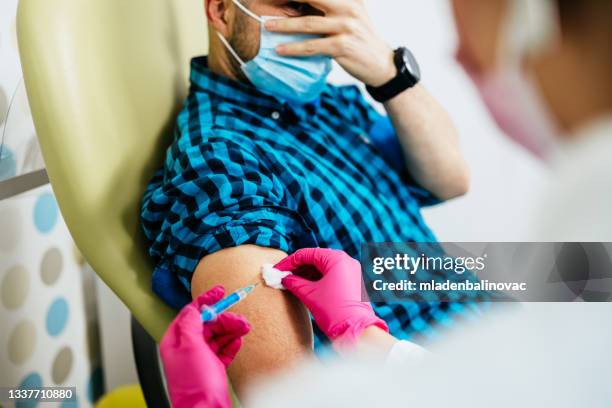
(256, 1, 324, 17)
(276, 0, 353, 15)
(265, 0, 397, 88)
(285, 1, 325, 16)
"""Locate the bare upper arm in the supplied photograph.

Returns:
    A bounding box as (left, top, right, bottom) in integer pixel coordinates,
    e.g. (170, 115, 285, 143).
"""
(191, 245, 313, 396)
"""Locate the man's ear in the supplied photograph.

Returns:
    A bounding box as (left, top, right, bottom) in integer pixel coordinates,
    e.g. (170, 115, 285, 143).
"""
(205, 0, 234, 37)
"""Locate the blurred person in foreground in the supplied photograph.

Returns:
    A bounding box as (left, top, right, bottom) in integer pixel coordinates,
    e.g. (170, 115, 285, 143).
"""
(454, 0, 612, 240)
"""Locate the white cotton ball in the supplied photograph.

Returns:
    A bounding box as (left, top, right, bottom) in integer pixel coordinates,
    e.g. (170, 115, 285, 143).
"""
(261, 264, 292, 290)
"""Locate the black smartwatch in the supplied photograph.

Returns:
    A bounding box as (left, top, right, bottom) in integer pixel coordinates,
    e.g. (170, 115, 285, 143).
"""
(366, 47, 421, 103)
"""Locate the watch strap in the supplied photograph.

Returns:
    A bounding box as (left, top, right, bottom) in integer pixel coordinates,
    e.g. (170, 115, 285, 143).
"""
(366, 47, 419, 103)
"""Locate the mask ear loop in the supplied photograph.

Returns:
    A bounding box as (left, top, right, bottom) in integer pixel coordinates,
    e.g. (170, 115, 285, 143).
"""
(216, 31, 247, 66)
(231, 0, 263, 23)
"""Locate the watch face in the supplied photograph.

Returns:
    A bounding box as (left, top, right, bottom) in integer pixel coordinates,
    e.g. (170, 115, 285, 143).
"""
(401, 48, 421, 81)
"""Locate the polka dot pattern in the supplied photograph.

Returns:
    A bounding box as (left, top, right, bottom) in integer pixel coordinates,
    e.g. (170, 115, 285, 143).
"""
(33, 192, 59, 233)
(8, 320, 36, 365)
(0, 207, 22, 251)
(0, 145, 17, 181)
(40, 247, 63, 285)
(46, 297, 69, 337)
(1, 265, 29, 309)
(51, 346, 73, 384)
(0, 186, 92, 405)
(16, 372, 43, 408)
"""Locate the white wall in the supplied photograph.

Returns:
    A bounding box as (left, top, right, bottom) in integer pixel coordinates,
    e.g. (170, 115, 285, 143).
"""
(330, 0, 547, 242)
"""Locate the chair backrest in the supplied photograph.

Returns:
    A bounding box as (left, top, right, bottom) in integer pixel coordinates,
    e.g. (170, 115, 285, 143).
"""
(17, 0, 208, 341)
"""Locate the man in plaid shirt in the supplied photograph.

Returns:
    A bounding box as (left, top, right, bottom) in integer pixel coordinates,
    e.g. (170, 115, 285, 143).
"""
(141, 0, 471, 395)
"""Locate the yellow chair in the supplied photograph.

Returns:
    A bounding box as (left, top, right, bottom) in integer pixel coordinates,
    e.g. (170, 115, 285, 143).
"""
(95, 385, 147, 408)
(17, 0, 208, 405)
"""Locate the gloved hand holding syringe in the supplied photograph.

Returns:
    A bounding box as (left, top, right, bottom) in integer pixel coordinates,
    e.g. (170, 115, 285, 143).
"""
(200, 282, 261, 322)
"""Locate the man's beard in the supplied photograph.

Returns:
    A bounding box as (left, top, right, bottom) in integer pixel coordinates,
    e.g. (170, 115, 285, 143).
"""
(228, 11, 260, 83)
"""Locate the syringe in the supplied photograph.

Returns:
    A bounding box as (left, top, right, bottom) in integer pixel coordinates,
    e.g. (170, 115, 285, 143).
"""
(201, 283, 259, 322)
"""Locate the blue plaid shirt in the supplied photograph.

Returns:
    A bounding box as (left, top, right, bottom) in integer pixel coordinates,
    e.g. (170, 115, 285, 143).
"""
(141, 57, 482, 345)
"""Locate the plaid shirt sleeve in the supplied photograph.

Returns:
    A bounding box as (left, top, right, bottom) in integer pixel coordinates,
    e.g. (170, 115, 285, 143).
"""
(141, 134, 315, 291)
(337, 86, 442, 207)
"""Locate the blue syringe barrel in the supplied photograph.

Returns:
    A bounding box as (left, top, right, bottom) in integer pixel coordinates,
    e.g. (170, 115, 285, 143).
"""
(201, 284, 256, 322)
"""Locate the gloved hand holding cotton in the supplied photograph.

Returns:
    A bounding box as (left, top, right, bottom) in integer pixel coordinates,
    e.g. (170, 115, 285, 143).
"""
(261, 264, 293, 290)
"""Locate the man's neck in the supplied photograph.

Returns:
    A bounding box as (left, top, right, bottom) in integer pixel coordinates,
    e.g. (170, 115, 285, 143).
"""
(208, 46, 248, 84)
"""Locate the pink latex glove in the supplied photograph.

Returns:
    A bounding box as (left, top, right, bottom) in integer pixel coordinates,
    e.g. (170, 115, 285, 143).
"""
(160, 285, 251, 408)
(275, 248, 388, 349)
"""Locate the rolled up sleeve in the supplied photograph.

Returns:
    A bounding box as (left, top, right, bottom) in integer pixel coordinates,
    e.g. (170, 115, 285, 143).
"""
(141, 136, 316, 302)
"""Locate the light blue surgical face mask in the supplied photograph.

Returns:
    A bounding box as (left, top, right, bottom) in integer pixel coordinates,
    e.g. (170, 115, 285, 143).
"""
(216, 0, 333, 104)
